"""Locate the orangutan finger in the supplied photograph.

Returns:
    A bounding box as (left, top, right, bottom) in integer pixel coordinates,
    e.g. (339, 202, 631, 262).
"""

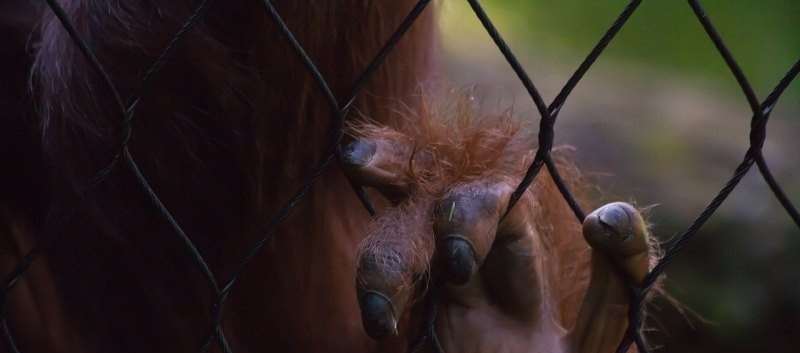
(582, 202, 650, 283)
(340, 138, 418, 200)
(570, 202, 651, 353)
(432, 180, 513, 285)
(355, 196, 435, 339)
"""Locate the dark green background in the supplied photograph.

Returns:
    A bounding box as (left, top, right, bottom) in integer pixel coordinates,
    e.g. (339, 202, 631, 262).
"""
(443, 1, 800, 352)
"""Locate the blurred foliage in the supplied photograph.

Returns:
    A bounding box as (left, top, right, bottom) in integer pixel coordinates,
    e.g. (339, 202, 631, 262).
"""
(440, 1, 799, 352)
(480, 0, 800, 96)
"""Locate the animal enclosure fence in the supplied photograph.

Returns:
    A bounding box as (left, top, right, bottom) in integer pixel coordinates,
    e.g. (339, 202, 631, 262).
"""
(2, 1, 799, 353)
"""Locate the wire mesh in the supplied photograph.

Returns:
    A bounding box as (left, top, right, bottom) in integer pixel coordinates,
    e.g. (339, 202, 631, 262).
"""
(1, 0, 798, 352)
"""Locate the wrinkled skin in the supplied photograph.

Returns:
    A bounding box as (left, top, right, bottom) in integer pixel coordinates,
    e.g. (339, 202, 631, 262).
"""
(0, 1, 656, 352)
(341, 118, 653, 353)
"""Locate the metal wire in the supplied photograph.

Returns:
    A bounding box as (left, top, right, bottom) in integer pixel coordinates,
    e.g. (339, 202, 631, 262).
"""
(2, 0, 797, 352)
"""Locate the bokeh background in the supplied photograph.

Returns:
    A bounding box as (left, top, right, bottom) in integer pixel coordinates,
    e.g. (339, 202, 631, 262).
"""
(438, 1, 799, 352)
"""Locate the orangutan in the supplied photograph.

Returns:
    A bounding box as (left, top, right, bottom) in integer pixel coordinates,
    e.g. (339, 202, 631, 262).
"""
(341, 93, 654, 353)
(0, 1, 656, 352)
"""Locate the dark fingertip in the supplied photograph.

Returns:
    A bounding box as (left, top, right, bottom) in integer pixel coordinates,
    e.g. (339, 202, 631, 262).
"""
(359, 291, 398, 340)
(341, 140, 377, 166)
(584, 202, 649, 257)
(441, 235, 477, 285)
(596, 203, 633, 243)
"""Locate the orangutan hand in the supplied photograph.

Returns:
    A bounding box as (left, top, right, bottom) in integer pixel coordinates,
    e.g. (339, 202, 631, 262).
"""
(341, 120, 652, 353)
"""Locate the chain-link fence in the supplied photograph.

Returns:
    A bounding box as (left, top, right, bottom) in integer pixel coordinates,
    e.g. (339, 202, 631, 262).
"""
(2, 0, 798, 352)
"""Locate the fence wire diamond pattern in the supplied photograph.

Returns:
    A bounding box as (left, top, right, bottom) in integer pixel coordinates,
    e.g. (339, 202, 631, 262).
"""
(2, 1, 798, 353)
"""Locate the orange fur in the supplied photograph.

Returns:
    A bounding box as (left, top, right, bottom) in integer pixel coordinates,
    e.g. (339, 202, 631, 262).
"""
(0, 1, 663, 352)
(351, 90, 597, 332)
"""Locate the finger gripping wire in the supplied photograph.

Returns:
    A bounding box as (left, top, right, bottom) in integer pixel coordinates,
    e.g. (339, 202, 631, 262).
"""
(3, 1, 798, 353)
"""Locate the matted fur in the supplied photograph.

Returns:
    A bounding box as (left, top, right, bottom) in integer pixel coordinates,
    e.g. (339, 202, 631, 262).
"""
(0, 1, 663, 352)
(2, 1, 438, 352)
(350, 90, 599, 332)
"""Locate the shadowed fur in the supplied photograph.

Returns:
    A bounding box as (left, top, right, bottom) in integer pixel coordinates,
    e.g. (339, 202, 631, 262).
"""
(0, 1, 664, 352)
(2, 1, 436, 352)
(350, 90, 605, 333)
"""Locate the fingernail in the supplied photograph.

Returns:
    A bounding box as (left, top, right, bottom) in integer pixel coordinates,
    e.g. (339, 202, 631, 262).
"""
(597, 203, 633, 243)
(359, 291, 398, 340)
(341, 140, 377, 166)
(441, 235, 477, 285)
